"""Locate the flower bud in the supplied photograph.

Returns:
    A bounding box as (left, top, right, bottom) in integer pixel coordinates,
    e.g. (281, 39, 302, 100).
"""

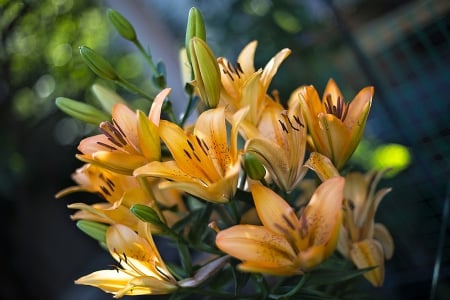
(55, 97, 110, 124)
(106, 9, 137, 42)
(79, 46, 119, 81)
(243, 152, 266, 181)
(188, 37, 220, 108)
(91, 83, 125, 114)
(76, 220, 108, 244)
(130, 204, 165, 228)
(185, 7, 206, 61)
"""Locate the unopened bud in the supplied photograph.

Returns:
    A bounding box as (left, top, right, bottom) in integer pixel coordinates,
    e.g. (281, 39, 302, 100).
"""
(76, 220, 108, 244)
(91, 84, 125, 114)
(79, 46, 119, 81)
(188, 37, 220, 108)
(243, 152, 266, 181)
(55, 97, 110, 124)
(107, 9, 137, 42)
(130, 204, 165, 228)
(185, 7, 206, 62)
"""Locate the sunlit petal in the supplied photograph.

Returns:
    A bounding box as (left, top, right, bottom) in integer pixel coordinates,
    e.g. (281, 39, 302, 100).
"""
(216, 225, 298, 270)
(299, 176, 345, 257)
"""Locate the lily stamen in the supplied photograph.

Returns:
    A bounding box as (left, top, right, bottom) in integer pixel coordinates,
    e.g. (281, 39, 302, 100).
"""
(324, 94, 350, 121)
(100, 120, 128, 148)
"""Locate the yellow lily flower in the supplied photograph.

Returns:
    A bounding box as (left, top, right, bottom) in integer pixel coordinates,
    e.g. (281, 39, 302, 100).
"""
(216, 177, 345, 275)
(134, 106, 248, 203)
(298, 79, 374, 169)
(244, 91, 307, 192)
(338, 170, 394, 287)
(75, 224, 178, 298)
(77, 88, 170, 175)
(218, 41, 291, 125)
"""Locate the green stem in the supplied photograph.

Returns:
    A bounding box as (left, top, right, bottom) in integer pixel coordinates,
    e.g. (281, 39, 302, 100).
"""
(268, 275, 307, 299)
(253, 274, 269, 299)
(134, 39, 159, 75)
(115, 78, 157, 101)
(180, 94, 196, 126)
(228, 197, 240, 224)
(180, 287, 260, 299)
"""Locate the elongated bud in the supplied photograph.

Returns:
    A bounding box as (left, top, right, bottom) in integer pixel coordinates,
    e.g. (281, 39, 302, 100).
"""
(107, 9, 137, 42)
(79, 46, 118, 81)
(185, 7, 206, 62)
(189, 37, 220, 108)
(130, 204, 165, 228)
(91, 83, 125, 114)
(55, 97, 110, 124)
(243, 152, 266, 181)
(76, 220, 108, 244)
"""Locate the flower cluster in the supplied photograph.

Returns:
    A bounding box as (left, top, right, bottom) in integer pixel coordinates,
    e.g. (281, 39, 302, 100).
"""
(56, 8, 394, 299)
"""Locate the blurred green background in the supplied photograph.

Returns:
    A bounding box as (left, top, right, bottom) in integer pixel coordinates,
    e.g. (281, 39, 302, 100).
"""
(1, 0, 449, 299)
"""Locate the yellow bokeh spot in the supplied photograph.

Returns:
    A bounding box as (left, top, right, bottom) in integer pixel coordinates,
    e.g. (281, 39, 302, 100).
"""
(371, 143, 411, 176)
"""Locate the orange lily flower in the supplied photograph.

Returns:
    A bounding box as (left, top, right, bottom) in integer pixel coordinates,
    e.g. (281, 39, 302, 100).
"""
(134, 106, 248, 203)
(244, 91, 307, 192)
(216, 177, 345, 275)
(338, 170, 394, 287)
(56, 164, 186, 231)
(77, 88, 170, 175)
(298, 79, 374, 169)
(218, 41, 291, 125)
(75, 224, 178, 297)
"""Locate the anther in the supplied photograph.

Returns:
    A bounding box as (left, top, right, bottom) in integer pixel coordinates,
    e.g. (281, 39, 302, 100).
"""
(183, 149, 192, 159)
(278, 120, 288, 133)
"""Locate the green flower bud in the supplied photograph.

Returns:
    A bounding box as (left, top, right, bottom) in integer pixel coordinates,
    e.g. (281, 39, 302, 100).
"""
(76, 220, 108, 244)
(107, 9, 137, 42)
(55, 97, 110, 124)
(243, 152, 266, 181)
(185, 7, 206, 62)
(91, 83, 125, 114)
(130, 204, 165, 228)
(79, 46, 118, 81)
(189, 37, 220, 108)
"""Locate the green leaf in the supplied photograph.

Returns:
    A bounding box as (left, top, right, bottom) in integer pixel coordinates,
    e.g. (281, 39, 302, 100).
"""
(304, 264, 375, 287)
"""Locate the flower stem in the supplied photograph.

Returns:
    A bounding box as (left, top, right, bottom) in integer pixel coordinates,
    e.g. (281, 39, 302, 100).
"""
(268, 274, 307, 299)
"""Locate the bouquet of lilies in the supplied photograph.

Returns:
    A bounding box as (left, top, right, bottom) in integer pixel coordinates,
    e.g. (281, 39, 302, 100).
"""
(55, 7, 394, 299)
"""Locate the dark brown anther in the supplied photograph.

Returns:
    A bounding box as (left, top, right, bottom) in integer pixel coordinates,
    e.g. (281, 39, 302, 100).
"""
(278, 120, 288, 133)
(183, 149, 192, 159)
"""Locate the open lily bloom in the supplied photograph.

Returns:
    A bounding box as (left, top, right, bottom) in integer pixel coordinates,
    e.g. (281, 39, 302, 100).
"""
(135, 106, 247, 203)
(244, 92, 307, 192)
(56, 163, 186, 231)
(216, 177, 345, 275)
(338, 170, 394, 287)
(77, 88, 170, 175)
(218, 41, 291, 125)
(75, 224, 178, 298)
(298, 79, 374, 170)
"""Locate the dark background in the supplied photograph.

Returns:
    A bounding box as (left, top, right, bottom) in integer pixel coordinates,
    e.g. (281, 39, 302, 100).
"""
(1, 0, 449, 299)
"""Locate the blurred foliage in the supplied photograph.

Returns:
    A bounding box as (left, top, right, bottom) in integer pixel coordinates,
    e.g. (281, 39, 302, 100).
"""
(0, 0, 112, 198)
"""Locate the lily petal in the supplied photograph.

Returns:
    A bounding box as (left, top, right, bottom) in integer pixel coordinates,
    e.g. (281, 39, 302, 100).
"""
(251, 184, 301, 245)
(216, 225, 298, 274)
(350, 239, 385, 287)
(299, 176, 345, 257)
